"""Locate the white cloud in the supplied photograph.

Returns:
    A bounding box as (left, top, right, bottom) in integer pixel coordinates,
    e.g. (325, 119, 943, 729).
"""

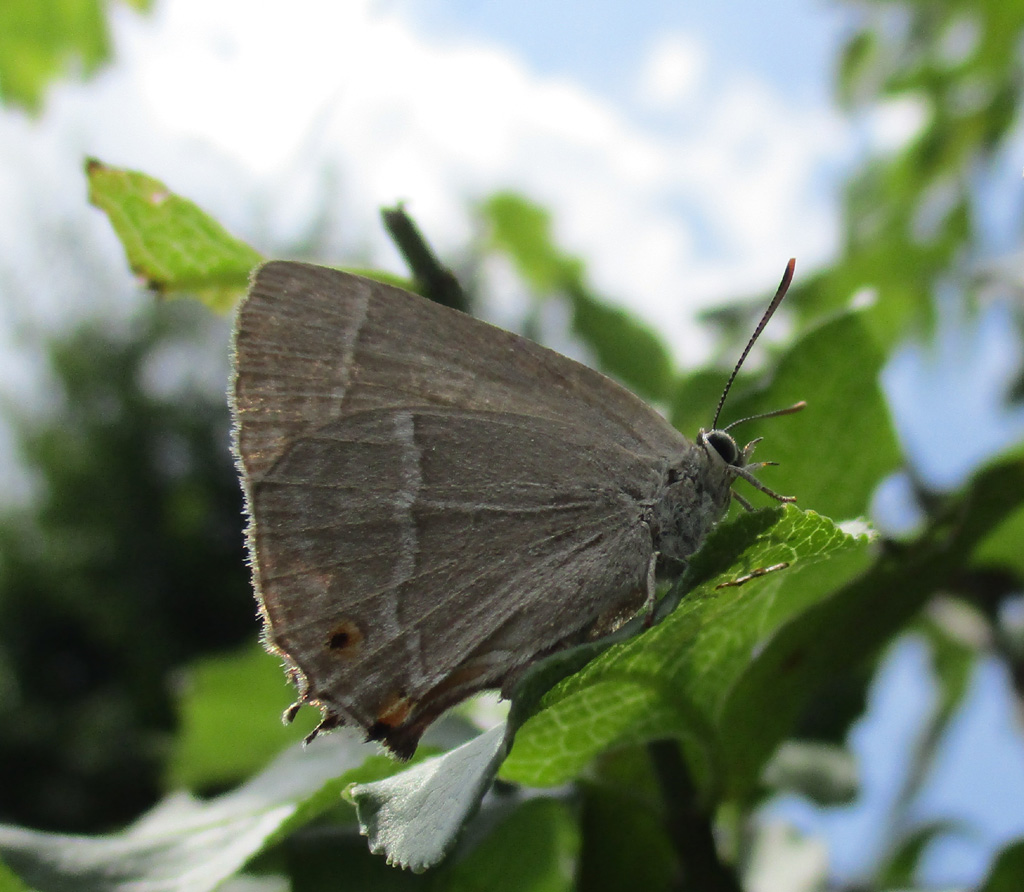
(0, 0, 850, 367)
(636, 32, 707, 111)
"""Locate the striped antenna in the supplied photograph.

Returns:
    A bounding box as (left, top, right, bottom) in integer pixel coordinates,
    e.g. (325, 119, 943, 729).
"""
(711, 258, 796, 431)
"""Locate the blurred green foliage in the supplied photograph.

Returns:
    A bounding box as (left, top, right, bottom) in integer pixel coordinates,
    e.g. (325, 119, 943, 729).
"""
(482, 193, 675, 403)
(804, 0, 1024, 347)
(0, 0, 151, 113)
(0, 304, 253, 831)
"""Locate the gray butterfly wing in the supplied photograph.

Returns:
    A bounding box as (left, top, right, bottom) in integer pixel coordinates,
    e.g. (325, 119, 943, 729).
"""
(231, 262, 691, 757)
(233, 261, 685, 480)
(249, 408, 667, 757)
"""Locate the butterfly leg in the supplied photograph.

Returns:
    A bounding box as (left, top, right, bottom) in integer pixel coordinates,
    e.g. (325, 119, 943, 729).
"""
(715, 561, 790, 589)
(642, 552, 658, 628)
(731, 490, 755, 512)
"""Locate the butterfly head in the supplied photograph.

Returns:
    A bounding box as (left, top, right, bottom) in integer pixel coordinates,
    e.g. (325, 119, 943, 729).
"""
(698, 258, 804, 509)
(697, 404, 804, 509)
(702, 428, 742, 468)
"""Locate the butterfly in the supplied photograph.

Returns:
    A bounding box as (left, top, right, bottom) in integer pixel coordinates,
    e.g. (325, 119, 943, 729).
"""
(230, 259, 800, 758)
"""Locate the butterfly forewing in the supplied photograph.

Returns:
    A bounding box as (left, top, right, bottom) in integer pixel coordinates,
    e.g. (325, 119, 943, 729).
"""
(233, 262, 685, 478)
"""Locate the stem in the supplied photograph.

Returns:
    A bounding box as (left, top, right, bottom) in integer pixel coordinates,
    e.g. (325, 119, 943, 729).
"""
(380, 204, 469, 312)
(647, 740, 743, 892)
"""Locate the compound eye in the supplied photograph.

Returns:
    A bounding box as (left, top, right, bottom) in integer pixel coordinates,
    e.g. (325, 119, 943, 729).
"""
(706, 430, 741, 466)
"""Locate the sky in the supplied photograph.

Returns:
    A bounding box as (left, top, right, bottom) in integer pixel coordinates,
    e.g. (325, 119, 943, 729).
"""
(1, 0, 1023, 887)
(0, 0, 865, 359)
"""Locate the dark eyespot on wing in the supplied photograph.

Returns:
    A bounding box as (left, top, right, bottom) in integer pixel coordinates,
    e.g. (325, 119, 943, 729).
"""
(326, 619, 363, 656)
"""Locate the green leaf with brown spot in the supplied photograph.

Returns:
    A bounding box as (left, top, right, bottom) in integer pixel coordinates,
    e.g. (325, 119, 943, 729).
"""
(86, 159, 262, 312)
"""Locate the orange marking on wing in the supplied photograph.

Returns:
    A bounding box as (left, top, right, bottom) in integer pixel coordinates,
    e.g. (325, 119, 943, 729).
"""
(375, 691, 415, 729)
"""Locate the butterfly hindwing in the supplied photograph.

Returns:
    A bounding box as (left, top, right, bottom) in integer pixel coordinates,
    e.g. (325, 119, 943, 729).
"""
(250, 408, 665, 755)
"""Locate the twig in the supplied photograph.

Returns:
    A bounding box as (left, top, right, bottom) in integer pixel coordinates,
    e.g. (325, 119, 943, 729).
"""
(380, 204, 469, 312)
(647, 740, 743, 892)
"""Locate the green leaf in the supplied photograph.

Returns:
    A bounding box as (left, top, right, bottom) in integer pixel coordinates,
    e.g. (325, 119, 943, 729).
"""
(670, 306, 901, 523)
(836, 31, 879, 107)
(972, 503, 1024, 577)
(286, 835, 429, 892)
(435, 798, 579, 892)
(573, 748, 676, 892)
(567, 284, 676, 403)
(308, 764, 578, 886)
(348, 725, 509, 871)
(577, 784, 675, 892)
(167, 643, 319, 791)
(970, 446, 1024, 579)
(0, 0, 110, 113)
(723, 308, 901, 521)
(480, 192, 674, 401)
(0, 735, 373, 892)
(483, 193, 581, 292)
(85, 159, 262, 312)
(979, 839, 1024, 892)
(0, 856, 35, 892)
(498, 455, 1024, 805)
